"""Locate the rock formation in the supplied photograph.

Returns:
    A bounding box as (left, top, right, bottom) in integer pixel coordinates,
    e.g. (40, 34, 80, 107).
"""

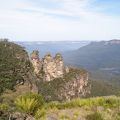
(57, 69, 90, 100)
(30, 50, 90, 101)
(30, 51, 68, 81)
(38, 68, 90, 101)
(30, 50, 42, 75)
(0, 40, 90, 102)
(54, 53, 64, 77)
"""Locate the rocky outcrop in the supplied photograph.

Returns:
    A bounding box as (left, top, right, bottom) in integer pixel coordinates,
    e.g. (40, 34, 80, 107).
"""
(57, 69, 90, 100)
(30, 51, 69, 81)
(30, 50, 42, 75)
(0, 40, 90, 101)
(43, 53, 65, 81)
(30, 50, 90, 101)
(38, 68, 91, 101)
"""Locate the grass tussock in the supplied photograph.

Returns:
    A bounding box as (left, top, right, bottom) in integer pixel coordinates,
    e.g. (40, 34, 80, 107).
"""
(1, 93, 120, 120)
(46, 96, 120, 110)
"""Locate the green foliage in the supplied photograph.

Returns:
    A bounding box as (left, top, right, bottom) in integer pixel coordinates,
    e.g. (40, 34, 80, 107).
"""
(0, 103, 9, 111)
(0, 40, 31, 94)
(23, 93, 45, 108)
(63, 41, 120, 96)
(15, 93, 44, 115)
(91, 79, 118, 97)
(0, 103, 9, 112)
(46, 96, 120, 110)
(86, 112, 104, 120)
(35, 108, 46, 120)
(15, 97, 38, 114)
(38, 68, 87, 101)
(63, 41, 120, 71)
(58, 113, 70, 120)
(116, 112, 120, 120)
(116, 91, 120, 97)
(73, 111, 80, 118)
(0, 103, 10, 120)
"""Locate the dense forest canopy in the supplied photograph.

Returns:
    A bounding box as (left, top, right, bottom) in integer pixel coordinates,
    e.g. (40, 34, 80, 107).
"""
(0, 40, 31, 94)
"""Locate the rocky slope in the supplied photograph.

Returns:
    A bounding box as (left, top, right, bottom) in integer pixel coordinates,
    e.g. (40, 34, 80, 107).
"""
(63, 39, 120, 71)
(30, 51, 69, 81)
(0, 39, 38, 94)
(0, 39, 90, 101)
(30, 50, 90, 101)
(61, 40, 120, 96)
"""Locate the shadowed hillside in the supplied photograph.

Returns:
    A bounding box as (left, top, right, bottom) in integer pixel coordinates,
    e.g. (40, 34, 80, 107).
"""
(63, 40, 120, 71)
(63, 40, 120, 96)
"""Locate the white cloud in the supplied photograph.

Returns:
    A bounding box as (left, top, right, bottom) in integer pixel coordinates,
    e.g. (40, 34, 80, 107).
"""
(0, 0, 120, 41)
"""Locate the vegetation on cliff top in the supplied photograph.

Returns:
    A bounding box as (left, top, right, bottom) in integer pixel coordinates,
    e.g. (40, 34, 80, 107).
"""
(0, 40, 31, 94)
(0, 40, 120, 119)
(0, 40, 119, 98)
(38, 68, 89, 101)
(0, 92, 120, 120)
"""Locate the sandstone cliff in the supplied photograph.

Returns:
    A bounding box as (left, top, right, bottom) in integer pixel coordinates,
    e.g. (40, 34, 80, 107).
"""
(0, 39, 90, 101)
(30, 50, 90, 101)
(30, 51, 69, 81)
(38, 68, 90, 101)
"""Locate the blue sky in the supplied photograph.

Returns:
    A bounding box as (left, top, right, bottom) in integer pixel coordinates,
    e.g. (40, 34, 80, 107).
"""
(0, 0, 120, 41)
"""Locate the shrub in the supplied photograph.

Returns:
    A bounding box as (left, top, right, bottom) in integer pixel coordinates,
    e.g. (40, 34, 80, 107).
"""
(35, 108, 46, 120)
(116, 112, 120, 120)
(0, 103, 9, 112)
(58, 113, 70, 120)
(103, 97, 119, 108)
(45, 101, 60, 109)
(73, 111, 80, 119)
(15, 93, 44, 115)
(0, 103, 10, 120)
(24, 93, 44, 108)
(86, 112, 104, 120)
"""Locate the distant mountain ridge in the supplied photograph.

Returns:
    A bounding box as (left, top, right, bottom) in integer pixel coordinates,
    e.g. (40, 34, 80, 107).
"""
(63, 39, 120, 71)
(16, 41, 90, 57)
(62, 39, 120, 95)
(90, 39, 120, 45)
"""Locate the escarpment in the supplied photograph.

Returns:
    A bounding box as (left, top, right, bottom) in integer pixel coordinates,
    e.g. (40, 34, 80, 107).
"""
(30, 51, 69, 81)
(0, 40, 38, 94)
(0, 40, 90, 101)
(30, 50, 91, 101)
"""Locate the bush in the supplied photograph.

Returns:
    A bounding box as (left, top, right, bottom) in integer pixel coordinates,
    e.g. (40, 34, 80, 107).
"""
(0, 103, 10, 120)
(15, 93, 44, 115)
(86, 112, 104, 120)
(45, 97, 120, 111)
(0, 41, 32, 94)
(103, 97, 119, 108)
(58, 113, 70, 120)
(35, 108, 46, 120)
(116, 112, 120, 120)
(0, 103, 9, 112)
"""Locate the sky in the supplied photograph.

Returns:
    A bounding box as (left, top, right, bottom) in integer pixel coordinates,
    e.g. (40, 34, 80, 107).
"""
(0, 0, 120, 41)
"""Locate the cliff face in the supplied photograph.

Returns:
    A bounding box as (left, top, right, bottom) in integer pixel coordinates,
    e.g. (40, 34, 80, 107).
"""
(38, 68, 90, 101)
(0, 39, 90, 101)
(58, 69, 90, 100)
(0, 40, 38, 94)
(30, 50, 42, 75)
(30, 50, 90, 101)
(30, 51, 68, 81)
